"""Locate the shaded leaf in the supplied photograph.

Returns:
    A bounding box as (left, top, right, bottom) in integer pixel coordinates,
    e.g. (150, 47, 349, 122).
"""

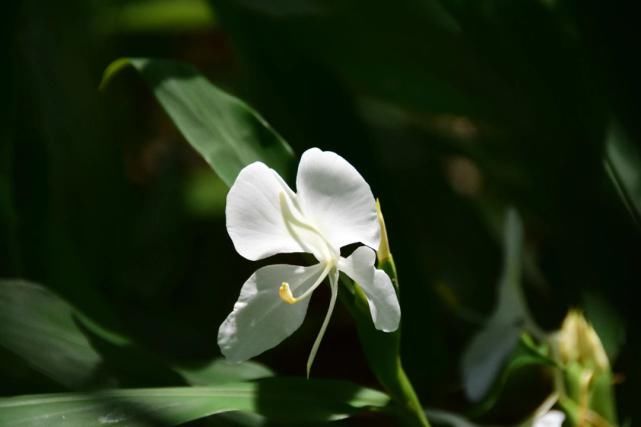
(461, 209, 534, 401)
(468, 335, 558, 417)
(0, 280, 104, 389)
(0, 378, 390, 426)
(425, 408, 480, 427)
(101, 58, 295, 186)
(605, 122, 641, 229)
(0, 279, 273, 390)
(461, 322, 521, 403)
(176, 359, 273, 385)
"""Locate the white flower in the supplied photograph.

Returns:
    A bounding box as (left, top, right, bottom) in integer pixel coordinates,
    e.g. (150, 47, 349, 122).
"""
(217, 148, 400, 374)
(533, 410, 565, 427)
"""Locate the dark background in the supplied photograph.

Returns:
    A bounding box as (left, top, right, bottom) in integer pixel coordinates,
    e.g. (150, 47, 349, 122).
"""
(2, 0, 640, 425)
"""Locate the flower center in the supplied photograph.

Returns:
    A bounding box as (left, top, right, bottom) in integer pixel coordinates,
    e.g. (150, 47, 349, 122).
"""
(279, 261, 334, 304)
(278, 192, 338, 262)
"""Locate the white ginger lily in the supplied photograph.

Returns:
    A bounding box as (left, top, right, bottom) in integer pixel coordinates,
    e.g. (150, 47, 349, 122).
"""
(532, 410, 565, 427)
(217, 148, 400, 375)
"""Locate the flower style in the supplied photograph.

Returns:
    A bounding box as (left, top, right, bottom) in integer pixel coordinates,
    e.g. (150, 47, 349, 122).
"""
(217, 148, 400, 374)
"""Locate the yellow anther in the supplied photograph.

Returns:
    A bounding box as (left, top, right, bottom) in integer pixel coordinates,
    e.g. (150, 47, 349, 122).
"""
(279, 282, 298, 304)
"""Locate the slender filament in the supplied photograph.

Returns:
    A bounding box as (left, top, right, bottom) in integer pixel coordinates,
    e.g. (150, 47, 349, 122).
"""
(306, 271, 338, 378)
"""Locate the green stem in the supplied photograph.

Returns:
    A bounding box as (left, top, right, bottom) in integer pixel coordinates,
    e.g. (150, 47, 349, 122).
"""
(392, 358, 432, 427)
(337, 200, 430, 425)
(381, 254, 430, 427)
(340, 248, 430, 427)
(342, 282, 430, 426)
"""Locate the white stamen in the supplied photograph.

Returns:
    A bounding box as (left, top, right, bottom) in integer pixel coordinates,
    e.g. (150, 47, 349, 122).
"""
(306, 270, 338, 377)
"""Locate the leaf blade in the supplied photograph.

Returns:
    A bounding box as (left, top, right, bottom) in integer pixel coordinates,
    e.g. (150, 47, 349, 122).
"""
(604, 122, 641, 229)
(101, 58, 295, 186)
(0, 280, 103, 389)
(0, 379, 390, 426)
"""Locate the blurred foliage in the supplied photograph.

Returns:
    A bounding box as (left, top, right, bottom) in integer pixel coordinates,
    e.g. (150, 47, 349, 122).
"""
(2, 0, 640, 425)
(96, 0, 215, 34)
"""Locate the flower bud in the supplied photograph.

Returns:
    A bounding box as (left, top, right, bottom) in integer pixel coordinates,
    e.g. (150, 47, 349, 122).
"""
(557, 310, 609, 374)
(375, 199, 392, 264)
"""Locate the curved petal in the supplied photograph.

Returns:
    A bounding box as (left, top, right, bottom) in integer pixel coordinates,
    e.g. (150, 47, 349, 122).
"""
(296, 148, 380, 251)
(338, 246, 400, 332)
(226, 162, 306, 261)
(218, 263, 325, 362)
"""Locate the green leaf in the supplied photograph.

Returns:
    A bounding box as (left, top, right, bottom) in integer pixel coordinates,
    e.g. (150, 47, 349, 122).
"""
(0, 279, 276, 390)
(467, 335, 557, 417)
(0, 280, 104, 389)
(0, 379, 390, 426)
(605, 122, 641, 229)
(101, 58, 295, 186)
(461, 209, 537, 402)
(176, 359, 273, 385)
(461, 321, 521, 403)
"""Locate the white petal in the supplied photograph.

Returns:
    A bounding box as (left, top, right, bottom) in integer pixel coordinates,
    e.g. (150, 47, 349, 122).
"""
(226, 162, 307, 261)
(296, 148, 380, 251)
(339, 246, 400, 332)
(533, 410, 565, 427)
(218, 263, 326, 362)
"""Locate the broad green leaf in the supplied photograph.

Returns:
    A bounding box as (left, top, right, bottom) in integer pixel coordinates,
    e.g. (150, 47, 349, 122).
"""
(0, 379, 390, 426)
(0, 279, 273, 389)
(101, 58, 295, 186)
(0, 280, 178, 389)
(605, 123, 641, 229)
(461, 209, 536, 402)
(176, 359, 273, 385)
(0, 280, 104, 389)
